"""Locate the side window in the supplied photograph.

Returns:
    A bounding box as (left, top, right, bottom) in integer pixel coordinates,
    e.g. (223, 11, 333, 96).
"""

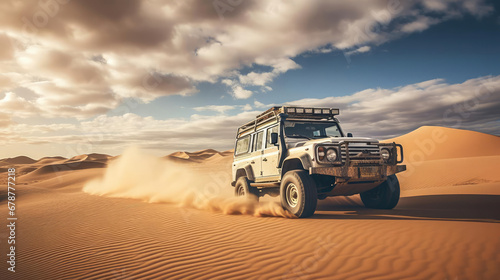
(325, 125, 341, 137)
(266, 126, 279, 148)
(254, 131, 263, 151)
(235, 136, 250, 155)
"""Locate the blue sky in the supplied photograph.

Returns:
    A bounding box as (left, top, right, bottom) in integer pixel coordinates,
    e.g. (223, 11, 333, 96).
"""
(127, 8, 500, 120)
(0, 0, 499, 158)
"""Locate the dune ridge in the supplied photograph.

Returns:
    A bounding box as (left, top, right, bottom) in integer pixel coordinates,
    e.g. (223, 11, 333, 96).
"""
(0, 153, 111, 181)
(385, 126, 500, 161)
(383, 126, 500, 195)
(0, 155, 37, 165)
(165, 148, 227, 163)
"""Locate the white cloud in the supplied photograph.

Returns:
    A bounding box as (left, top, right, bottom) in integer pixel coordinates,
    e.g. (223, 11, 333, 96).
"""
(401, 16, 440, 33)
(462, 0, 494, 16)
(254, 100, 266, 108)
(224, 58, 300, 98)
(241, 104, 253, 111)
(231, 85, 253, 99)
(287, 75, 500, 138)
(194, 105, 235, 114)
(253, 100, 276, 109)
(0, 0, 493, 118)
(0, 92, 39, 118)
(345, 46, 371, 56)
(237, 58, 301, 87)
(422, 0, 450, 12)
(0, 111, 261, 155)
(221, 79, 234, 86)
(239, 71, 276, 86)
(0, 113, 12, 128)
(1, 75, 499, 157)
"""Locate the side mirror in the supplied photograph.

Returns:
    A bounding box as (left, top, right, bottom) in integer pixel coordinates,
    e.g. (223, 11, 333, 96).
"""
(270, 132, 279, 144)
(347, 133, 353, 137)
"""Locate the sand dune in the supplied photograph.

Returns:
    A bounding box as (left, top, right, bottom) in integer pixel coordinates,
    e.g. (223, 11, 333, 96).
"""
(193, 148, 220, 154)
(1, 126, 499, 280)
(385, 126, 500, 161)
(86, 153, 113, 161)
(0, 153, 110, 182)
(220, 150, 235, 157)
(165, 148, 225, 163)
(0, 155, 37, 165)
(66, 154, 89, 162)
(205, 152, 225, 162)
(24, 160, 107, 179)
(36, 156, 67, 165)
(383, 126, 500, 196)
(168, 151, 191, 159)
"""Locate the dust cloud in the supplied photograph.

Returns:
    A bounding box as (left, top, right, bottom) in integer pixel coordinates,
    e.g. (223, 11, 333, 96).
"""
(83, 147, 294, 218)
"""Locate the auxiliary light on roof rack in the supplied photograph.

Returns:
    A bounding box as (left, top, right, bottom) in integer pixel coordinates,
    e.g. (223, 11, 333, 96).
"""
(284, 106, 339, 118)
(237, 106, 341, 137)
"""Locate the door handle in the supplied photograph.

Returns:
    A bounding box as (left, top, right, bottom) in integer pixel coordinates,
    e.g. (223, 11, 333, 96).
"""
(263, 158, 268, 162)
(251, 161, 255, 164)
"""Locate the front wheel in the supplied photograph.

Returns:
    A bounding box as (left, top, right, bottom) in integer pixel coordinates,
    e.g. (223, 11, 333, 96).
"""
(360, 175, 400, 209)
(280, 170, 317, 218)
(234, 176, 259, 201)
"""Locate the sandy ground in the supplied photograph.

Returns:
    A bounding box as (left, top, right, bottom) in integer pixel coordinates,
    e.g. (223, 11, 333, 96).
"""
(1, 126, 499, 279)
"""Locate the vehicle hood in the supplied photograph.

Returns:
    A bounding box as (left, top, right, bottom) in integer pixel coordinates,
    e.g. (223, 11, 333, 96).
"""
(287, 136, 379, 148)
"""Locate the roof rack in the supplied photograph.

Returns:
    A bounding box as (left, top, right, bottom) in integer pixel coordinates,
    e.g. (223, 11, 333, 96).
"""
(236, 106, 340, 137)
(237, 106, 281, 137)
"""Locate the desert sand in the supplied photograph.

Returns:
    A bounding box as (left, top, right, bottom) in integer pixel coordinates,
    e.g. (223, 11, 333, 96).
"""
(1, 126, 499, 279)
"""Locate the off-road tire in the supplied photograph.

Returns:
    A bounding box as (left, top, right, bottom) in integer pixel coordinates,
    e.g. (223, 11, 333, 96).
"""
(280, 170, 317, 218)
(360, 175, 400, 209)
(234, 176, 259, 201)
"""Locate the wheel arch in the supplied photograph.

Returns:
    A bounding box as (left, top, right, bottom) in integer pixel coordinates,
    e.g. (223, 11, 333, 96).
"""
(233, 165, 256, 186)
(281, 154, 312, 178)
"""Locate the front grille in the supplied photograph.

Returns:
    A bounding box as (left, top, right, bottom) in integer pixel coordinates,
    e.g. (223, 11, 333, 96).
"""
(340, 143, 380, 161)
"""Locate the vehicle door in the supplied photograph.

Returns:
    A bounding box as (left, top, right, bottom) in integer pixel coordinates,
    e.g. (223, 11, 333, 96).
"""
(249, 131, 264, 178)
(261, 125, 280, 178)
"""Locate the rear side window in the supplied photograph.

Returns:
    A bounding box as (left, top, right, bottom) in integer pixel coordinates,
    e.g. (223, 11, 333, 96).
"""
(253, 131, 264, 151)
(235, 136, 250, 155)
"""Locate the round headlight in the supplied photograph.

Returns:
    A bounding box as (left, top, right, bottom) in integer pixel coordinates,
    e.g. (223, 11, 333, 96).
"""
(381, 148, 391, 160)
(326, 148, 337, 162)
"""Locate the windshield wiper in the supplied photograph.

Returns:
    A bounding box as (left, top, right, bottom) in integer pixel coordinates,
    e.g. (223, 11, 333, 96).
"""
(287, 134, 311, 140)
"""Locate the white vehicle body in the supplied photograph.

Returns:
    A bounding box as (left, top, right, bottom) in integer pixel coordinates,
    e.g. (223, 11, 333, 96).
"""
(231, 106, 406, 217)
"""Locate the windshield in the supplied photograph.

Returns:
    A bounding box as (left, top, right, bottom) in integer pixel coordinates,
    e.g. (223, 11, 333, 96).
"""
(284, 121, 343, 139)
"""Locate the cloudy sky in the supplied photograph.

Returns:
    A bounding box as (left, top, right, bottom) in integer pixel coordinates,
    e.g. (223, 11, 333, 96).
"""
(0, 0, 499, 158)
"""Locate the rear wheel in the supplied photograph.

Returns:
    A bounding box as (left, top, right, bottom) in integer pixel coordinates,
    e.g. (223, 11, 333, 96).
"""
(360, 175, 400, 209)
(280, 170, 317, 218)
(234, 176, 259, 201)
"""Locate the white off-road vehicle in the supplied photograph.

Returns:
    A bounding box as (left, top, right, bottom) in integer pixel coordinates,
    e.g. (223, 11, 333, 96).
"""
(231, 106, 406, 218)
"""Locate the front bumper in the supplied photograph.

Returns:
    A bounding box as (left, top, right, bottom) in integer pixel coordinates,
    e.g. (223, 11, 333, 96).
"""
(309, 164, 406, 182)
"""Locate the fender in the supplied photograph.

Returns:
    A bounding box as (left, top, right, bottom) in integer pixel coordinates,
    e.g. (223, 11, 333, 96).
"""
(234, 165, 256, 182)
(296, 153, 313, 170)
(244, 164, 256, 181)
(282, 153, 313, 173)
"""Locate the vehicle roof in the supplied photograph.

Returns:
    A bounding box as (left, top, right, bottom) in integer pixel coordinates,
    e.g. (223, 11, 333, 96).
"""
(236, 106, 340, 138)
